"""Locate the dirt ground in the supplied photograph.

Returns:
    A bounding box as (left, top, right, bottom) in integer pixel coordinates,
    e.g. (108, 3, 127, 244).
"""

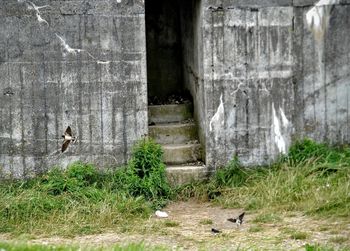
(1, 201, 350, 250)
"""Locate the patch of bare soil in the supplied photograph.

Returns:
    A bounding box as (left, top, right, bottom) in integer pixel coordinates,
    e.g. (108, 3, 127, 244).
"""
(2, 201, 350, 250)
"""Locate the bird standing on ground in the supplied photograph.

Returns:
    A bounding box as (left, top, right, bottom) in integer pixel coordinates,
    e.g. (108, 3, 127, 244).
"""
(227, 212, 245, 227)
(211, 228, 221, 234)
(61, 126, 76, 153)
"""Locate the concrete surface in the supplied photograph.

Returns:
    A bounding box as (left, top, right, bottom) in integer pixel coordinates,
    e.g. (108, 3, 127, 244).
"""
(1, 0, 349, 178)
(149, 122, 198, 145)
(148, 103, 193, 124)
(200, 0, 350, 170)
(163, 144, 202, 165)
(166, 165, 208, 186)
(0, 0, 147, 178)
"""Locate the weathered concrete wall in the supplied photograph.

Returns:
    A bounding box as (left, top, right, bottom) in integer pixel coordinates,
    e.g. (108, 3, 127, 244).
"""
(202, 0, 350, 169)
(203, 2, 294, 168)
(1, 0, 349, 177)
(293, 2, 350, 145)
(179, 0, 206, 158)
(0, 0, 147, 178)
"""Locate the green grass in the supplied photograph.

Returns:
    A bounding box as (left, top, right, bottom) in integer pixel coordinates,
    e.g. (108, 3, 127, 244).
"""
(176, 139, 350, 218)
(1, 138, 349, 247)
(304, 243, 350, 251)
(248, 225, 263, 233)
(0, 167, 152, 236)
(290, 231, 309, 240)
(199, 219, 213, 225)
(0, 138, 171, 236)
(163, 220, 180, 227)
(253, 213, 282, 223)
(0, 242, 168, 251)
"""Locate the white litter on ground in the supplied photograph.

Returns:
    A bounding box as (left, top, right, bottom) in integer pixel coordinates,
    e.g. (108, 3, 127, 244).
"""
(155, 210, 169, 218)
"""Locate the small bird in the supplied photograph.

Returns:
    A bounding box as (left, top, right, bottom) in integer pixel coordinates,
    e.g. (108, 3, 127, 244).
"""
(227, 212, 245, 226)
(61, 126, 76, 153)
(211, 228, 221, 234)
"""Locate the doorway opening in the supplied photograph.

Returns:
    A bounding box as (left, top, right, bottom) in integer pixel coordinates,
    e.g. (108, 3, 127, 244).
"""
(145, 0, 205, 168)
(145, 0, 201, 106)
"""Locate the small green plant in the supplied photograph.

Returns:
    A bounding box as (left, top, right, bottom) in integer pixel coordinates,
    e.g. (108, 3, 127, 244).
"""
(318, 226, 329, 232)
(305, 244, 336, 251)
(248, 225, 264, 233)
(163, 220, 180, 228)
(290, 231, 309, 240)
(212, 156, 248, 188)
(199, 219, 213, 225)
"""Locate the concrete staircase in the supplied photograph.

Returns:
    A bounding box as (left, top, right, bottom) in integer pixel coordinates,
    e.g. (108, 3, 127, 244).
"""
(148, 103, 207, 185)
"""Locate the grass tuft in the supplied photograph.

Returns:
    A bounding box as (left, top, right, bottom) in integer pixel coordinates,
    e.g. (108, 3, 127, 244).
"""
(253, 213, 282, 224)
(290, 231, 309, 240)
(199, 219, 213, 225)
(304, 243, 342, 251)
(248, 225, 263, 233)
(163, 220, 180, 228)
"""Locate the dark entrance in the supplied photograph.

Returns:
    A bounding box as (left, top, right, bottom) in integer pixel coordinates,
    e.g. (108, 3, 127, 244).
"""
(145, 0, 200, 103)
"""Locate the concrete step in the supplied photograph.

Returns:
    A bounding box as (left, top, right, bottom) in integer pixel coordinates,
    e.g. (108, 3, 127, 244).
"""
(166, 165, 208, 186)
(163, 144, 202, 165)
(149, 122, 198, 144)
(148, 103, 192, 124)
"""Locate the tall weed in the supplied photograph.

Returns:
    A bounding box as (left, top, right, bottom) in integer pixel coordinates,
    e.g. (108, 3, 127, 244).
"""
(112, 138, 172, 207)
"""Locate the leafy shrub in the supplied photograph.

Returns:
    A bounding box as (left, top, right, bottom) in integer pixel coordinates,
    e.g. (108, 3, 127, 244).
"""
(287, 138, 350, 166)
(113, 138, 172, 208)
(130, 138, 164, 179)
(66, 162, 99, 186)
(40, 162, 99, 195)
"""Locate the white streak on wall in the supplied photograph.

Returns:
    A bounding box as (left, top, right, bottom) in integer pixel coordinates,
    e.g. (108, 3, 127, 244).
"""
(97, 61, 111, 65)
(27, 1, 49, 25)
(306, 0, 339, 39)
(55, 34, 84, 55)
(272, 104, 286, 154)
(209, 94, 224, 132)
(35, 12, 48, 25)
(279, 107, 289, 128)
(314, 0, 339, 6)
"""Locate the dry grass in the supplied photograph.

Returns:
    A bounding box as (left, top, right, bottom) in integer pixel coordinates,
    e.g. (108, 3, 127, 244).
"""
(2, 201, 349, 250)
